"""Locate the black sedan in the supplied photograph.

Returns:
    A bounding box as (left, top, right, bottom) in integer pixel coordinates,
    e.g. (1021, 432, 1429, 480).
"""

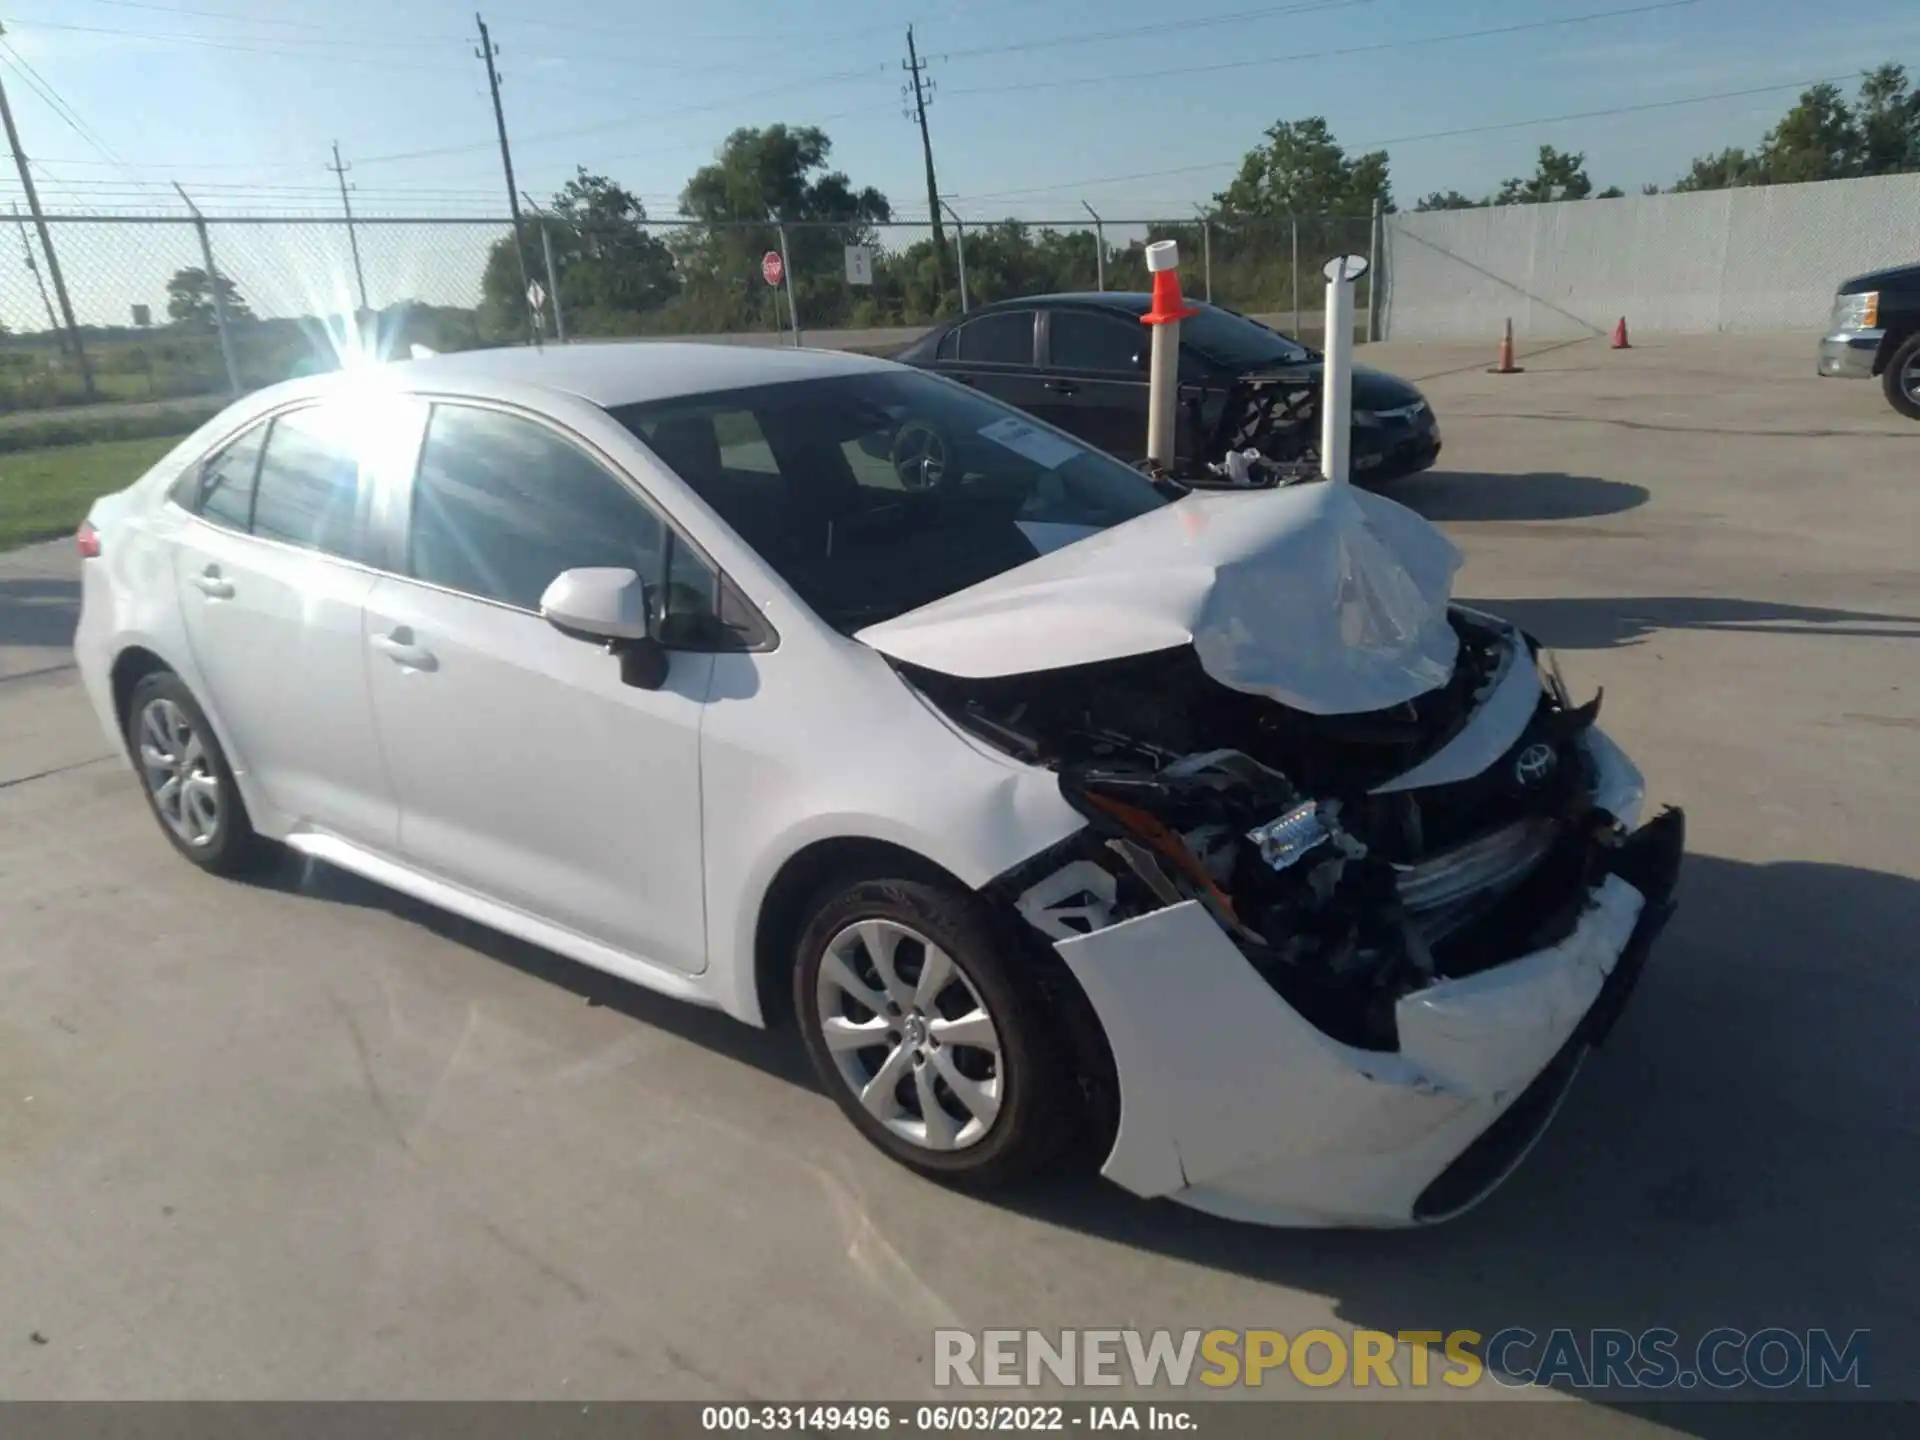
(895, 293, 1441, 482)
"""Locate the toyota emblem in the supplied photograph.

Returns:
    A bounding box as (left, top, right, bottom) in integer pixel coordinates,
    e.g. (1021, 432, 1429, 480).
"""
(1513, 743, 1557, 787)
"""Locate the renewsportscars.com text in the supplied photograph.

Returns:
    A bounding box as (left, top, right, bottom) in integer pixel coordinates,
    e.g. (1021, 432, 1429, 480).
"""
(933, 1327, 1870, 1391)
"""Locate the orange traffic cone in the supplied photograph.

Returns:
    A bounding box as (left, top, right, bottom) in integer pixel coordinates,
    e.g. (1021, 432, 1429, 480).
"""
(1611, 315, 1631, 349)
(1488, 317, 1523, 374)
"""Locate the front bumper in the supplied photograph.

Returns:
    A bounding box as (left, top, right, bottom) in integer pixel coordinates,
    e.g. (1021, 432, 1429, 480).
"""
(1352, 424, 1441, 482)
(1818, 329, 1882, 378)
(1053, 729, 1682, 1228)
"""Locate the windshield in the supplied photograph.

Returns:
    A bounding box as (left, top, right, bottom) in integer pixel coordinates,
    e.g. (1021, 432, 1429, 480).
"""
(1182, 306, 1313, 370)
(607, 370, 1171, 630)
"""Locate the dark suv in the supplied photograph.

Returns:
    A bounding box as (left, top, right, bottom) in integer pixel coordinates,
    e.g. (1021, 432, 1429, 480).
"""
(896, 294, 1441, 481)
(1818, 262, 1920, 419)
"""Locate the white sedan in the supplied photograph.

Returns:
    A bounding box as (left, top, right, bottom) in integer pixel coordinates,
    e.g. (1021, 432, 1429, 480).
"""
(73, 342, 1682, 1226)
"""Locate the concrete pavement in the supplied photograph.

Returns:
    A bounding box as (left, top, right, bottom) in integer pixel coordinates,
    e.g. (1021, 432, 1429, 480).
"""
(2, 334, 1914, 1426)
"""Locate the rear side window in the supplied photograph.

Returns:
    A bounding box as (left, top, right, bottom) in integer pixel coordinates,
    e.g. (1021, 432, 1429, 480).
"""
(956, 311, 1035, 365)
(250, 407, 366, 559)
(185, 425, 267, 531)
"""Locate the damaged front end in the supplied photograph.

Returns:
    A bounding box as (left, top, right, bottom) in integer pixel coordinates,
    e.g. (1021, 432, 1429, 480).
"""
(902, 608, 1684, 1226)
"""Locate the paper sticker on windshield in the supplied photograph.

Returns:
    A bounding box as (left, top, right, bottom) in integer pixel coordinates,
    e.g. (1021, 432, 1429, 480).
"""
(977, 416, 1080, 470)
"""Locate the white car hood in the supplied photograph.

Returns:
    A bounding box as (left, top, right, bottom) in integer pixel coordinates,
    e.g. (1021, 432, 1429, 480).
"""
(855, 482, 1463, 715)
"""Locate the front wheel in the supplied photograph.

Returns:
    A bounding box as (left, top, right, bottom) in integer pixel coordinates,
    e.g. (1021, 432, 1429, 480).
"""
(1882, 331, 1920, 420)
(793, 878, 1072, 1188)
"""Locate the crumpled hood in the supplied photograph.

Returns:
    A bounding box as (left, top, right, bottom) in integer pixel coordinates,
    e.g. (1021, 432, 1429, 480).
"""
(856, 481, 1463, 715)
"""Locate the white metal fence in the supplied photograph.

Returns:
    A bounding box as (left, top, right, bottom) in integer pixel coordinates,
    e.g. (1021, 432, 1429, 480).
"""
(1382, 172, 1920, 342)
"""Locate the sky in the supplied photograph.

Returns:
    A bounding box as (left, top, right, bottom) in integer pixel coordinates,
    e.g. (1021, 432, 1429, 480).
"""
(3, 0, 1919, 224)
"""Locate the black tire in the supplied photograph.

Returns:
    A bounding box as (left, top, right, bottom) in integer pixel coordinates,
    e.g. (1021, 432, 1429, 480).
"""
(124, 670, 273, 876)
(1883, 331, 1920, 421)
(793, 876, 1074, 1189)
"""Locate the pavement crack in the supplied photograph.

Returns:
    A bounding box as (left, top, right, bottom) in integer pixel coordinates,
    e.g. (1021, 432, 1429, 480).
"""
(0, 754, 116, 791)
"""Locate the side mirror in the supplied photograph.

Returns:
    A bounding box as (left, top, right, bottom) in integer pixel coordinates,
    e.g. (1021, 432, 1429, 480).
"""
(540, 566, 669, 690)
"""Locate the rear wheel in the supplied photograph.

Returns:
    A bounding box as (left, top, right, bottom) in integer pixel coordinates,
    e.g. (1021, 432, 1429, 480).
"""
(125, 670, 271, 875)
(1883, 331, 1920, 420)
(794, 877, 1072, 1188)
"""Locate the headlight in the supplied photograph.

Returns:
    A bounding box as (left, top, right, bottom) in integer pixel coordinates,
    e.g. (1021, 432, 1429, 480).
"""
(1832, 290, 1879, 329)
(1351, 409, 1382, 428)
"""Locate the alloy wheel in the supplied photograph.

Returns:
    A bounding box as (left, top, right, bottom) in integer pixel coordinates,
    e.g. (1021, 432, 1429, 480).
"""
(813, 918, 1003, 1152)
(137, 697, 221, 847)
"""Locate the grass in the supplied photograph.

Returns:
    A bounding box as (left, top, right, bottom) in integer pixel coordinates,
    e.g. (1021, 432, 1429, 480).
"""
(0, 435, 180, 550)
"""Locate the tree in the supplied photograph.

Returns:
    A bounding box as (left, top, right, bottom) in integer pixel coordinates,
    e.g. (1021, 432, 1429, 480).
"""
(1495, 146, 1594, 204)
(1758, 82, 1861, 183)
(1671, 146, 1763, 192)
(480, 171, 678, 338)
(1857, 63, 1920, 175)
(673, 124, 892, 330)
(165, 267, 249, 327)
(1595, 185, 1626, 199)
(1415, 190, 1483, 211)
(1214, 117, 1392, 216)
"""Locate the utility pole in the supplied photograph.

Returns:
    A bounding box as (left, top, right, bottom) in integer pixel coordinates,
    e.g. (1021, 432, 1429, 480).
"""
(475, 13, 534, 340)
(0, 40, 94, 395)
(901, 26, 949, 296)
(11, 204, 58, 337)
(327, 141, 370, 313)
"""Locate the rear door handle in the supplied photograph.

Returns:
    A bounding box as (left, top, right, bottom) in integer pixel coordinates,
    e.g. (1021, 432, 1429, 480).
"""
(1043, 380, 1079, 396)
(190, 567, 234, 600)
(370, 628, 438, 671)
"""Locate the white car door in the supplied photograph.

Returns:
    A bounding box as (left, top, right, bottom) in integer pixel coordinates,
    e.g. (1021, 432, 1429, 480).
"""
(360, 401, 714, 976)
(169, 403, 413, 847)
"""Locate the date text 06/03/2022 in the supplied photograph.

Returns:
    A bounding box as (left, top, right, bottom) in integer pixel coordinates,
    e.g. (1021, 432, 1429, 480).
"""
(700, 1404, 1192, 1431)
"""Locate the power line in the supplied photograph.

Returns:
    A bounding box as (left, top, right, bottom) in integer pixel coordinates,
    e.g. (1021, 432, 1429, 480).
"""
(957, 72, 1855, 202)
(935, 0, 1376, 63)
(5, 17, 470, 52)
(50, 0, 457, 35)
(944, 0, 1703, 98)
(351, 60, 894, 166)
(0, 38, 166, 205)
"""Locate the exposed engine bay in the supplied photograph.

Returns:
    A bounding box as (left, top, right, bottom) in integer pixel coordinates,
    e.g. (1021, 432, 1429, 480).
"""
(903, 609, 1634, 1051)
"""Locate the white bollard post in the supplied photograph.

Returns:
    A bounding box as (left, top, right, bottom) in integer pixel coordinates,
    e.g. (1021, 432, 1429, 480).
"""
(1319, 254, 1367, 484)
(1142, 239, 1193, 468)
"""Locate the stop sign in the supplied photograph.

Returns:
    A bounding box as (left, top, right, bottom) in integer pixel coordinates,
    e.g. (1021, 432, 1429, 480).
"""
(761, 250, 784, 287)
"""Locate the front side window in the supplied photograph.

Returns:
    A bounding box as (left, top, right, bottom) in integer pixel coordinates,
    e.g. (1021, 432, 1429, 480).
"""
(408, 403, 715, 620)
(608, 370, 1170, 630)
(955, 311, 1036, 366)
(250, 406, 368, 560)
(1049, 311, 1145, 374)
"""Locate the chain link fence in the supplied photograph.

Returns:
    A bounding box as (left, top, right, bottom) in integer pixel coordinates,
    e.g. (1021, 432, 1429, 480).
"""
(0, 210, 1383, 422)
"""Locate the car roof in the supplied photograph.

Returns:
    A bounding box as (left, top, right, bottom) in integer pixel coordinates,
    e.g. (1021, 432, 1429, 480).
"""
(971, 292, 1156, 316)
(378, 340, 893, 408)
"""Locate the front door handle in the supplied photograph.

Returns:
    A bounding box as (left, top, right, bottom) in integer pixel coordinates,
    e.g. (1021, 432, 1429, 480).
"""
(190, 567, 234, 600)
(370, 628, 438, 671)
(1043, 379, 1079, 396)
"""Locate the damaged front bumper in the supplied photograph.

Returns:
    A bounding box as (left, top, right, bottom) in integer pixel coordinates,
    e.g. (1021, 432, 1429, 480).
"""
(1052, 731, 1683, 1228)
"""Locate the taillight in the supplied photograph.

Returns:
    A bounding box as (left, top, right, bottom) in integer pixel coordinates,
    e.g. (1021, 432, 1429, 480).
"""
(76, 521, 101, 559)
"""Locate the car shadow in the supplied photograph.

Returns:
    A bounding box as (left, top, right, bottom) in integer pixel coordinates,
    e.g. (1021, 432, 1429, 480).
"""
(250, 838, 1915, 1422)
(1459, 594, 1920, 650)
(980, 850, 1919, 1421)
(1391, 470, 1650, 522)
(0, 575, 81, 652)
(239, 850, 821, 1090)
